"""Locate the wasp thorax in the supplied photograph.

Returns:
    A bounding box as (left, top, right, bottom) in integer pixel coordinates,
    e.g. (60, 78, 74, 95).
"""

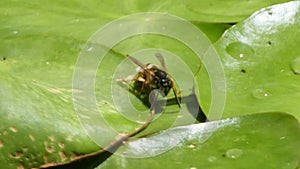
(125, 54, 181, 108)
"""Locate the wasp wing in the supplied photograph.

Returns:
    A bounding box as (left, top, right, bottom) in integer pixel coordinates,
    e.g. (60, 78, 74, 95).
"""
(126, 54, 155, 76)
(155, 53, 167, 72)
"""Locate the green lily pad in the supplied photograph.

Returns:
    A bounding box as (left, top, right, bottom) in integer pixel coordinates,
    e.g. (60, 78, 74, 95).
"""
(198, 1, 300, 120)
(0, 1, 215, 168)
(97, 112, 300, 169)
(0, 75, 101, 169)
(119, 0, 292, 23)
(1, 1, 299, 169)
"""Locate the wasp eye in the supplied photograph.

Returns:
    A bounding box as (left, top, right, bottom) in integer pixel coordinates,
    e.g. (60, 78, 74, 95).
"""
(161, 78, 170, 86)
(161, 78, 168, 83)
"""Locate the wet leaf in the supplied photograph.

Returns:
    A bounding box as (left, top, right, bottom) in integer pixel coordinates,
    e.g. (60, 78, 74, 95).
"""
(97, 113, 300, 169)
(118, 0, 291, 23)
(0, 1, 299, 169)
(198, 1, 300, 120)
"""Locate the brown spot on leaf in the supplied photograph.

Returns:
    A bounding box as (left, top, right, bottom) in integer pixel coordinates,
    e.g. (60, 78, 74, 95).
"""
(70, 153, 78, 160)
(59, 151, 67, 161)
(17, 164, 24, 169)
(49, 135, 55, 142)
(10, 127, 17, 133)
(0, 139, 3, 147)
(46, 146, 55, 153)
(58, 142, 65, 149)
(44, 141, 55, 153)
(10, 151, 23, 159)
(29, 134, 35, 141)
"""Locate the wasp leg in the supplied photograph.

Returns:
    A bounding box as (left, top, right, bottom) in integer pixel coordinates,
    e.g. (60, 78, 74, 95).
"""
(116, 74, 135, 84)
(116, 75, 135, 92)
(170, 78, 181, 108)
(172, 88, 181, 108)
(132, 76, 147, 96)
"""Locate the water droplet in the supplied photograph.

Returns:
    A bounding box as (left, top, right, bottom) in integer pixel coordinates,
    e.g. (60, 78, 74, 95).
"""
(225, 148, 243, 159)
(145, 17, 151, 22)
(12, 31, 18, 34)
(188, 144, 196, 149)
(252, 89, 271, 99)
(290, 57, 300, 75)
(226, 42, 254, 60)
(208, 156, 217, 162)
(162, 26, 166, 30)
(87, 47, 93, 52)
(177, 115, 183, 119)
(279, 136, 286, 140)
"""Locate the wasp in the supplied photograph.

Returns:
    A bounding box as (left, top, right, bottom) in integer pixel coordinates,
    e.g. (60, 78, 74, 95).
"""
(124, 53, 181, 108)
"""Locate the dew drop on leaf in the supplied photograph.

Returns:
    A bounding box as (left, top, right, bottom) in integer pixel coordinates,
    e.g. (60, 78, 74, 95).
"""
(251, 89, 271, 99)
(279, 136, 286, 140)
(225, 148, 243, 159)
(290, 57, 300, 75)
(87, 47, 93, 52)
(226, 42, 254, 60)
(187, 144, 196, 149)
(207, 156, 217, 162)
